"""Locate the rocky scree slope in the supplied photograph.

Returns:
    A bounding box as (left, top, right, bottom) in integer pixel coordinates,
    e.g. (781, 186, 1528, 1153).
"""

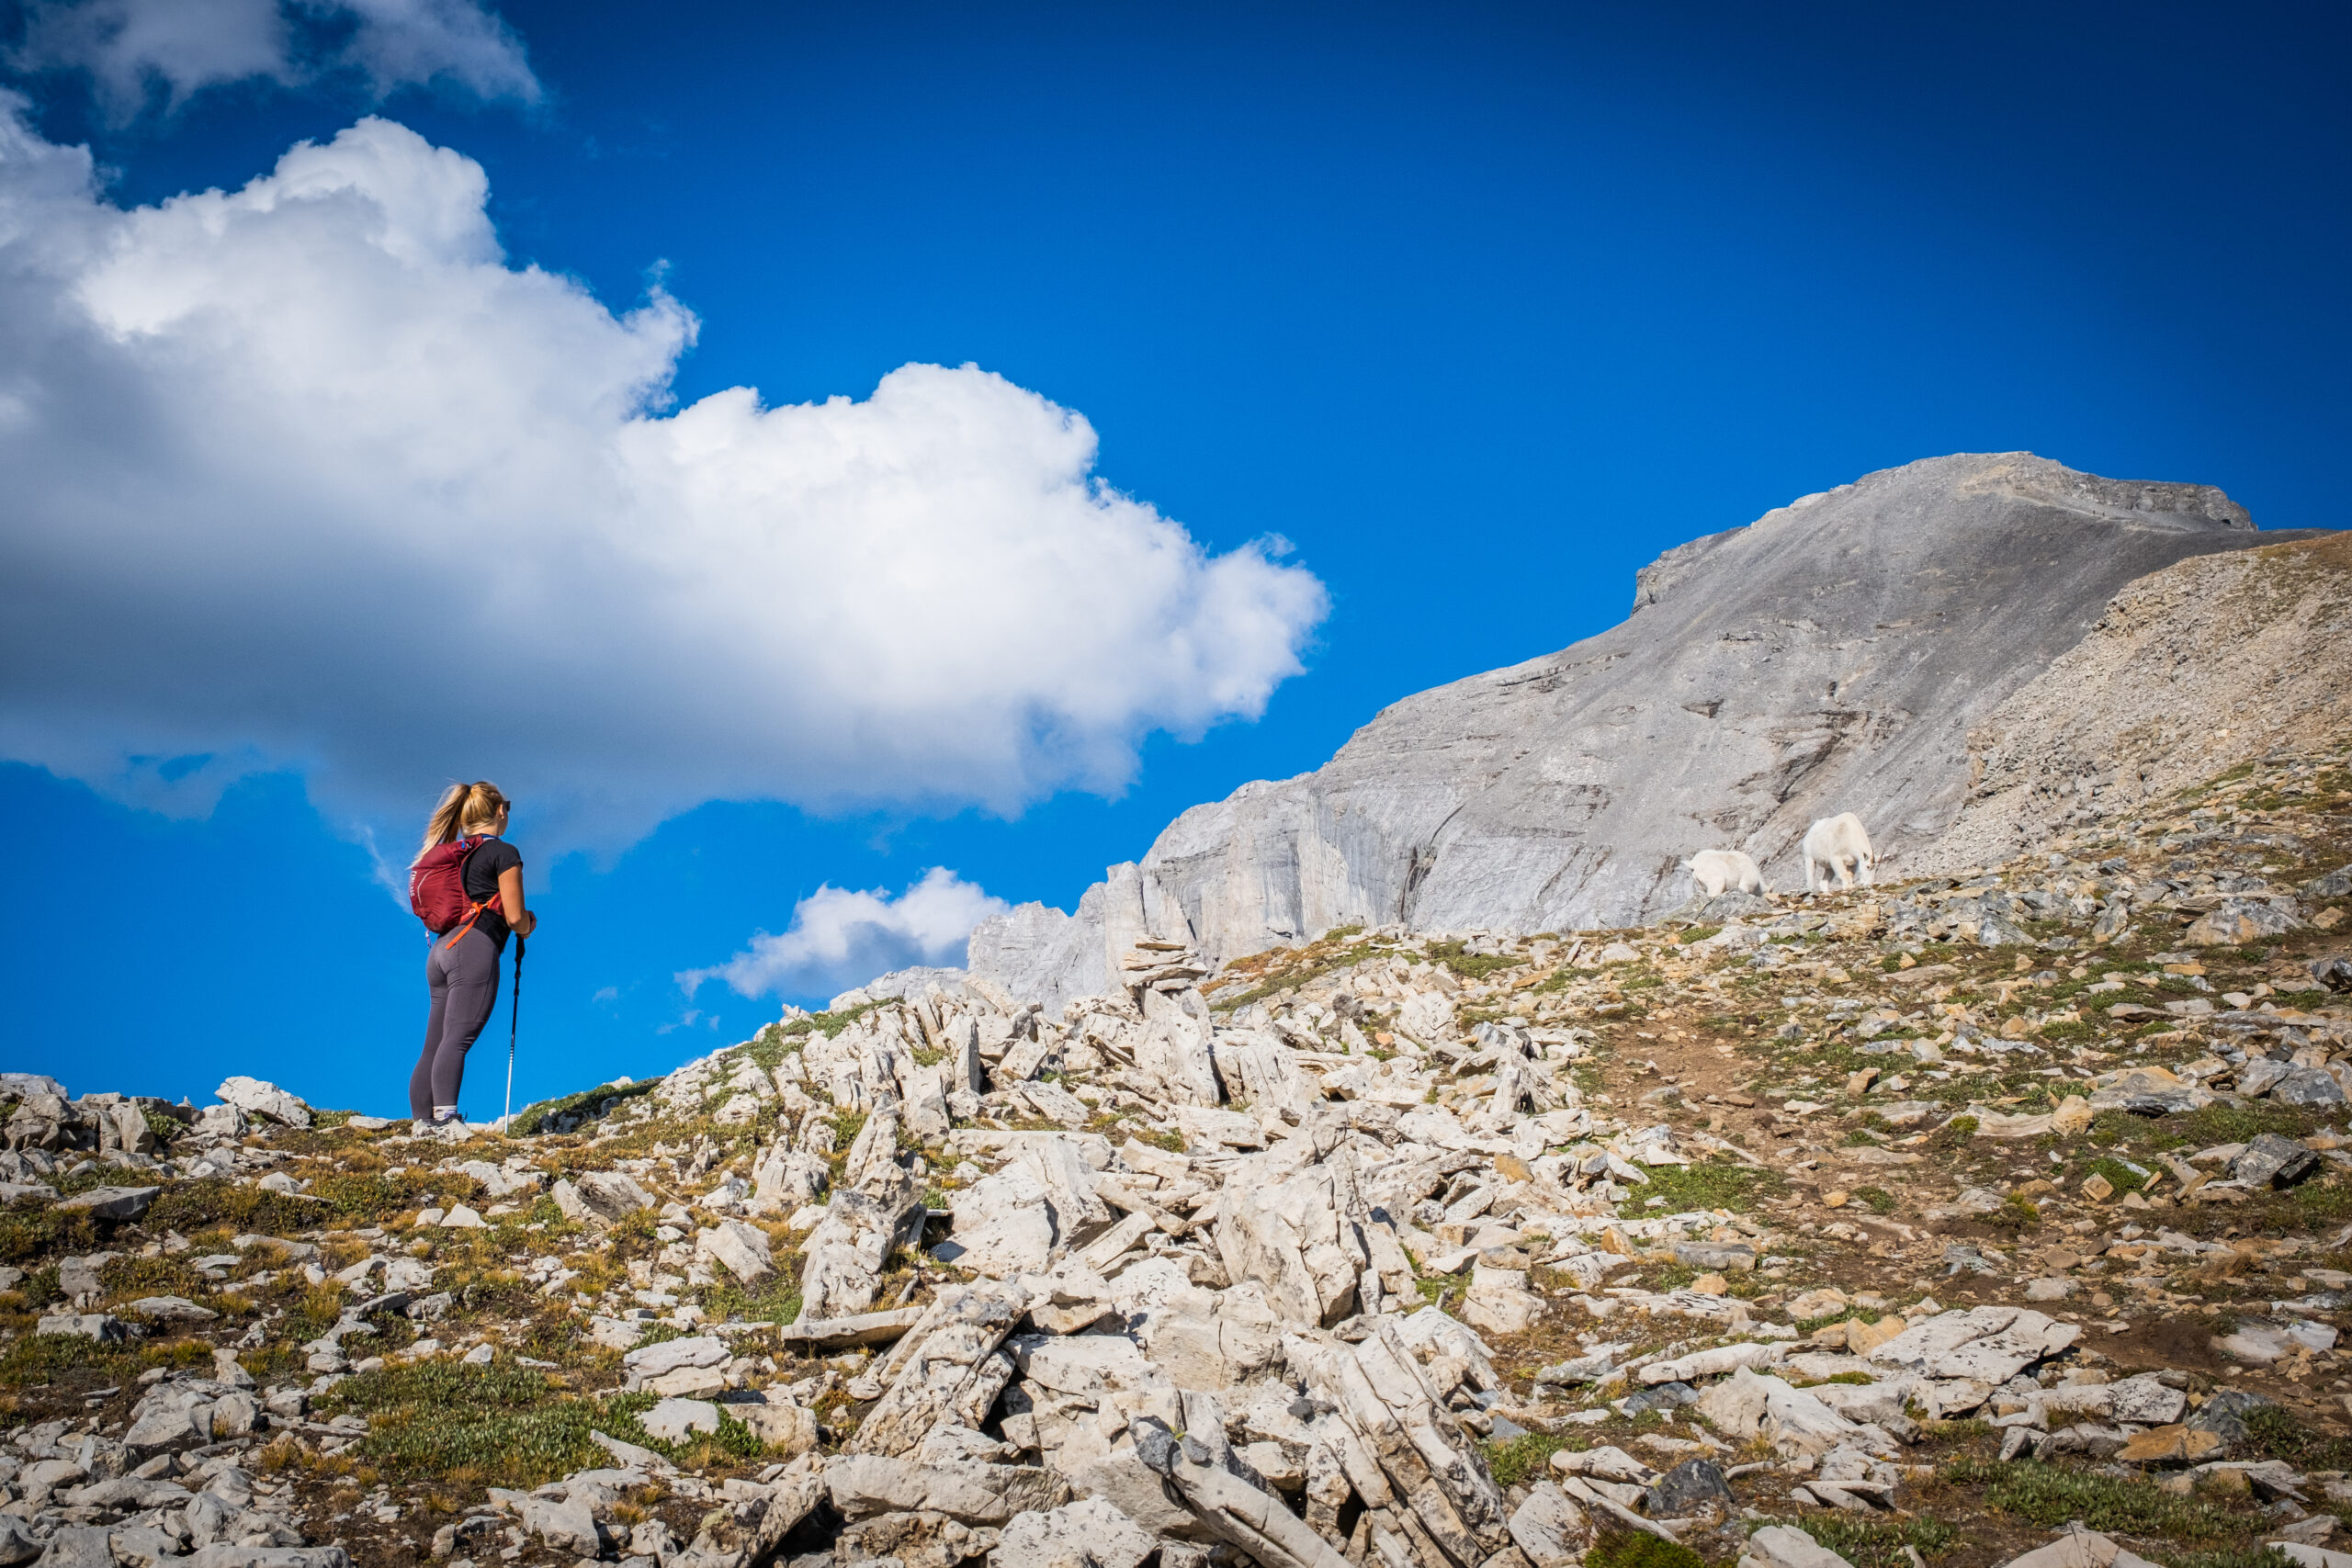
(968, 453, 2331, 1011)
(3, 742, 2352, 1568)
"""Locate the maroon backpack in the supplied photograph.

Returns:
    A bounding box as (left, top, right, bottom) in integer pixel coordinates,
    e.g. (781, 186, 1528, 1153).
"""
(410, 834, 501, 945)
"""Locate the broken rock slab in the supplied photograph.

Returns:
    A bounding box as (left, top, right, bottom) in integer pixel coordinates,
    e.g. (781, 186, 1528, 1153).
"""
(1866, 1306, 2078, 1383)
(992, 1496, 1157, 1568)
(551, 1170, 659, 1228)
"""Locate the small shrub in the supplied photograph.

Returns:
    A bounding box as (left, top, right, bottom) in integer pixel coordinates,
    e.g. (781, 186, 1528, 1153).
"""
(1933, 1114, 1980, 1149)
(1987, 1192, 2041, 1234)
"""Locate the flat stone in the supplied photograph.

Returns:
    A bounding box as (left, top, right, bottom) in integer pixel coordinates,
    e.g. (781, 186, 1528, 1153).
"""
(37, 1313, 127, 1341)
(622, 1335, 727, 1376)
(2117, 1424, 2226, 1467)
(124, 1295, 217, 1324)
(56, 1185, 160, 1221)
(772, 1305, 926, 1352)
(1739, 1524, 1857, 1568)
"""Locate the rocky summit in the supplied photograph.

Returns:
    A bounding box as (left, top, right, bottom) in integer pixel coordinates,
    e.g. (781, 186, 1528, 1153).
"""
(4, 459, 2352, 1568)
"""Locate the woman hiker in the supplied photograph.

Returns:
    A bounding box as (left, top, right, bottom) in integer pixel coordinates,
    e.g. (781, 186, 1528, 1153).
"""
(408, 781, 537, 1127)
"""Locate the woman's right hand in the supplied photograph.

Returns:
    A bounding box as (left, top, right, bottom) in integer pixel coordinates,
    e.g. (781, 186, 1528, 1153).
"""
(515, 909, 538, 938)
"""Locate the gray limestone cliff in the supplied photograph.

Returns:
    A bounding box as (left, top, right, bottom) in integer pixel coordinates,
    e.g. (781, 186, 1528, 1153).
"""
(971, 452, 2319, 1010)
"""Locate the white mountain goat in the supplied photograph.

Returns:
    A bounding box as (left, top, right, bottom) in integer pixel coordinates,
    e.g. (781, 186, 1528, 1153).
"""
(1685, 849, 1766, 898)
(1803, 812, 1877, 892)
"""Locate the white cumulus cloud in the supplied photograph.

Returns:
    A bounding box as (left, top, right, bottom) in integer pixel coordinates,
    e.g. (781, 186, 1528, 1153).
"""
(9, 0, 539, 116)
(680, 868, 1008, 1003)
(0, 105, 1329, 855)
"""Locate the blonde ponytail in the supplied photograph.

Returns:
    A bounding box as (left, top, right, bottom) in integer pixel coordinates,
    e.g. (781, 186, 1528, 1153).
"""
(413, 781, 512, 864)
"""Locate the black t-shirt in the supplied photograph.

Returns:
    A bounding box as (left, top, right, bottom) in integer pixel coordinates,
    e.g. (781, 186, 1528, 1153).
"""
(459, 837, 524, 951)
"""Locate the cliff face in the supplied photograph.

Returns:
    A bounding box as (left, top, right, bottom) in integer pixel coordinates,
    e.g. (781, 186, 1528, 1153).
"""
(973, 452, 2317, 1010)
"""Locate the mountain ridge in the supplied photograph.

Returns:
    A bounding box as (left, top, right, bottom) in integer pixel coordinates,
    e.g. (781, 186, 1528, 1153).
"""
(956, 451, 2333, 1011)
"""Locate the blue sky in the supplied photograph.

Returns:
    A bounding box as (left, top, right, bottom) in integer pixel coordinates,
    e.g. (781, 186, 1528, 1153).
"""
(1, 0, 2345, 1117)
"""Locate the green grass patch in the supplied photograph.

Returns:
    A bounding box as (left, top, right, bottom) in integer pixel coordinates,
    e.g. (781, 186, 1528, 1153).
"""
(0, 1202, 97, 1266)
(1800, 1515, 1960, 1568)
(316, 1359, 731, 1487)
(2244, 1404, 2352, 1471)
(1480, 1430, 1569, 1487)
(1425, 941, 1530, 980)
(1942, 1458, 2246, 1540)
(1616, 1156, 1785, 1217)
(508, 1077, 660, 1137)
(1587, 1532, 1707, 1568)
(1850, 1186, 1897, 1214)
(1932, 1114, 1980, 1149)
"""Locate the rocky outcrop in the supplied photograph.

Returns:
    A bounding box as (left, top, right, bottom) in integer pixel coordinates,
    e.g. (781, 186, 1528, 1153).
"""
(969, 453, 2324, 1004)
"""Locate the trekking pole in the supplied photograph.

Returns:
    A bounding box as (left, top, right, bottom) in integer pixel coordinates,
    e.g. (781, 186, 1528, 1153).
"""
(503, 936, 525, 1132)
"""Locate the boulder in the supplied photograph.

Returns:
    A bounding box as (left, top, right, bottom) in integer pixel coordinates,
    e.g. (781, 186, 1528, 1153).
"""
(2233, 1134, 2320, 1188)
(214, 1077, 311, 1128)
(2184, 898, 2302, 947)
(726, 1399, 818, 1457)
(850, 1281, 1030, 1459)
(798, 1178, 926, 1323)
(1508, 1482, 1589, 1568)
(694, 1218, 775, 1284)
(639, 1398, 721, 1443)
(1645, 1457, 1736, 1523)
(1740, 1525, 1857, 1568)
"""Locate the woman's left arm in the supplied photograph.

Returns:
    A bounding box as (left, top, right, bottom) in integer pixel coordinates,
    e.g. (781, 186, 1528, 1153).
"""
(498, 864, 536, 938)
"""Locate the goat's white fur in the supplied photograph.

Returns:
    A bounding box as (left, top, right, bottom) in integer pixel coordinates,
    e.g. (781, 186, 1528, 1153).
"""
(1685, 849, 1766, 898)
(1802, 812, 1876, 892)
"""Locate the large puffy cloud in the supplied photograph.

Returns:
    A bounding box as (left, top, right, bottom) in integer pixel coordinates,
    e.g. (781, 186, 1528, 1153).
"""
(9, 0, 539, 116)
(679, 868, 1008, 1004)
(0, 105, 1329, 853)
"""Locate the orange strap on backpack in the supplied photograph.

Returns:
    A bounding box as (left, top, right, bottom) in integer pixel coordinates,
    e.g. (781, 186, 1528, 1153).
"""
(440, 891, 505, 951)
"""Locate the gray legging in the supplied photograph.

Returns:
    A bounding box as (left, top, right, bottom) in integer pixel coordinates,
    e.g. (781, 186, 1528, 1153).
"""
(412, 927, 502, 1117)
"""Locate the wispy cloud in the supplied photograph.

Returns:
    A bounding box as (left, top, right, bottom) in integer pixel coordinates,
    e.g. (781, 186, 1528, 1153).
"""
(680, 868, 1007, 1003)
(9, 0, 541, 118)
